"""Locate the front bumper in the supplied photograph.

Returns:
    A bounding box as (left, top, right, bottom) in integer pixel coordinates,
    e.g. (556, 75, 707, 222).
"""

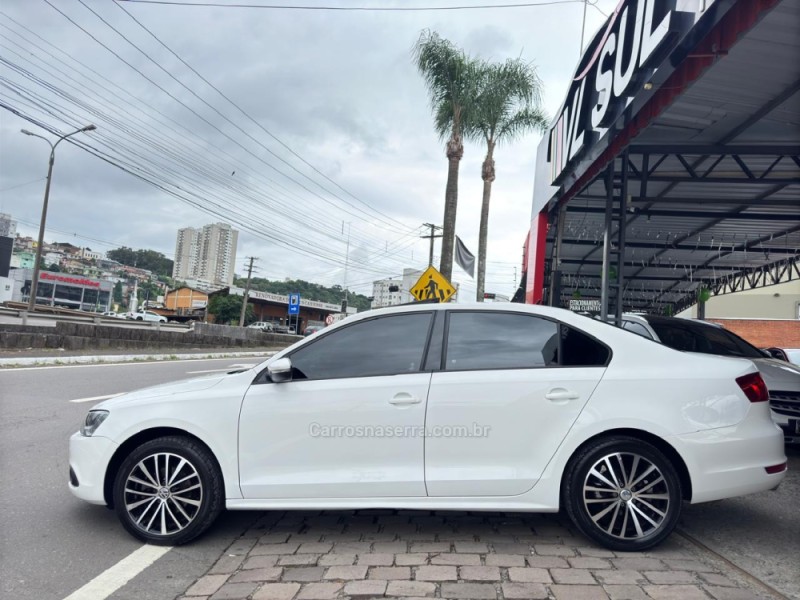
(69, 432, 119, 505)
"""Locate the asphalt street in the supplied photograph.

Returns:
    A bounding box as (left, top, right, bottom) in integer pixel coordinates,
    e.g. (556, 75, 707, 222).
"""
(0, 358, 264, 600)
(1, 358, 797, 599)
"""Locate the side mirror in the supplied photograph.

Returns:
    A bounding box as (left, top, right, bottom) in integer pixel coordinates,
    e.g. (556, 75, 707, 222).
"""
(763, 347, 788, 361)
(267, 357, 293, 383)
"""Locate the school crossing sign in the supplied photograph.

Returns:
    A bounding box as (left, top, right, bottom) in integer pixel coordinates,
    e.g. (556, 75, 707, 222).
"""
(410, 266, 457, 303)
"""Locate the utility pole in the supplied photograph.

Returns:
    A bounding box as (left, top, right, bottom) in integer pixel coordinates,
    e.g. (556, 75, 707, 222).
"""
(420, 223, 443, 267)
(238, 256, 257, 326)
(342, 222, 351, 313)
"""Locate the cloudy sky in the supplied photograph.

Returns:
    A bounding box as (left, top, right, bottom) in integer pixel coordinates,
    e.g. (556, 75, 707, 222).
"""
(0, 0, 616, 300)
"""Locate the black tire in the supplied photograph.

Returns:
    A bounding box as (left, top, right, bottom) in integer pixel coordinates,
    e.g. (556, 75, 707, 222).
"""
(113, 436, 224, 545)
(563, 435, 682, 551)
(136, 317, 143, 321)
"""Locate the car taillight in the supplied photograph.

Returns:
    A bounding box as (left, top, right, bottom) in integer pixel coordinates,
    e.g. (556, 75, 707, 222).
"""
(765, 462, 786, 475)
(736, 372, 769, 403)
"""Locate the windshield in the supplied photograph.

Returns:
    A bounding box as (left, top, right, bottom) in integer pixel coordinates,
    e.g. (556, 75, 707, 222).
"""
(648, 320, 763, 359)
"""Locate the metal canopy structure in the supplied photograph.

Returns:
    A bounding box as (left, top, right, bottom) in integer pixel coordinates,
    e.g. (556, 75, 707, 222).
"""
(534, 0, 800, 317)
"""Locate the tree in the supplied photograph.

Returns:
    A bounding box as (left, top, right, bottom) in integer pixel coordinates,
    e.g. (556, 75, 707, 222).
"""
(107, 247, 174, 278)
(413, 30, 480, 281)
(208, 294, 253, 325)
(113, 281, 123, 305)
(466, 58, 548, 301)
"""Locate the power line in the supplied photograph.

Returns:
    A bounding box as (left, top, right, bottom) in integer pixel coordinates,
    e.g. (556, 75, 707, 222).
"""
(40, 0, 409, 236)
(117, 0, 597, 13)
(0, 15, 424, 270)
(114, 0, 415, 231)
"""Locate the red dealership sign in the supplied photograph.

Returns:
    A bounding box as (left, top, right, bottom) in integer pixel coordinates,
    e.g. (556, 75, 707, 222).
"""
(40, 272, 101, 288)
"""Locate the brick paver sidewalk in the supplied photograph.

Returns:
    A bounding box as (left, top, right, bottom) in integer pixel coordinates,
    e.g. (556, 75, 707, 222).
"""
(179, 510, 768, 600)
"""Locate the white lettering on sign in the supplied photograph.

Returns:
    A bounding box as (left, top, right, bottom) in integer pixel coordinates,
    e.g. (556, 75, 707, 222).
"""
(569, 299, 602, 312)
(549, 0, 719, 185)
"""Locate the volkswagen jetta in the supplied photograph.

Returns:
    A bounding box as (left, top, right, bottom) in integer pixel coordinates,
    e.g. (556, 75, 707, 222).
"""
(69, 304, 786, 551)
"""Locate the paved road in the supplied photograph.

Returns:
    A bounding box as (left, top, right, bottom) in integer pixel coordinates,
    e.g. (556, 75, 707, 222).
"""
(0, 358, 264, 600)
(1, 358, 797, 599)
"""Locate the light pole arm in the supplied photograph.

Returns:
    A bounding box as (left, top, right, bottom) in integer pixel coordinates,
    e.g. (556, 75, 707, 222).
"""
(21, 124, 95, 311)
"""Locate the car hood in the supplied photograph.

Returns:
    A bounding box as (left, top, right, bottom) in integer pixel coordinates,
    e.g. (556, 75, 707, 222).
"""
(752, 357, 800, 392)
(96, 369, 253, 409)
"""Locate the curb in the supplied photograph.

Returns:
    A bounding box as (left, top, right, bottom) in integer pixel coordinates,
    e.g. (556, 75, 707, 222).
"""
(0, 350, 276, 368)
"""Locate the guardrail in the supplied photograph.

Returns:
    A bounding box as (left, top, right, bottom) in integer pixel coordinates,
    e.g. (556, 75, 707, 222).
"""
(0, 306, 190, 331)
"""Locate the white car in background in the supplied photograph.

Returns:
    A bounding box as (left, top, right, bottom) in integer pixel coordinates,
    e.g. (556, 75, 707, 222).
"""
(127, 310, 167, 323)
(619, 314, 800, 444)
(70, 304, 785, 551)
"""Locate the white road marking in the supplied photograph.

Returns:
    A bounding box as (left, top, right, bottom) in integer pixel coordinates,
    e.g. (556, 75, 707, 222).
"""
(186, 363, 256, 374)
(62, 544, 172, 600)
(69, 393, 126, 404)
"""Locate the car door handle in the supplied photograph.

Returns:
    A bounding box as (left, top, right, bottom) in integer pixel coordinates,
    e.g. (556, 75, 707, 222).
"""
(545, 388, 580, 401)
(389, 393, 421, 406)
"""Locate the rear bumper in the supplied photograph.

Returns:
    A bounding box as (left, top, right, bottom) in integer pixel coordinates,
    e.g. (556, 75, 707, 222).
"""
(673, 419, 786, 504)
(69, 432, 118, 505)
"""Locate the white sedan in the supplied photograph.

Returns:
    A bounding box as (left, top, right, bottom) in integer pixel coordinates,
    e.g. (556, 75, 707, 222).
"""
(69, 304, 786, 551)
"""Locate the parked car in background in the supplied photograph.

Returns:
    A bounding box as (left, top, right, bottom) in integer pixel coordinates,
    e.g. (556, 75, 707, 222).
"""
(101, 311, 126, 319)
(247, 321, 274, 332)
(70, 304, 785, 550)
(618, 314, 800, 443)
(303, 324, 324, 336)
(273, 324, 296, 334)
(127, 310, 167, 323)
(763, 347, 800, 366)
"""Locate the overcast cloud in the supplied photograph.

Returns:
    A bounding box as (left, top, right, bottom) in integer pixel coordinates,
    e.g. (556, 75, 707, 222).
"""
(0, 0, 616, 299)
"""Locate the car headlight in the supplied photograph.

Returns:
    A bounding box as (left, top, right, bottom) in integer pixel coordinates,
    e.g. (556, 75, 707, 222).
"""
(81, 410, 109, 437)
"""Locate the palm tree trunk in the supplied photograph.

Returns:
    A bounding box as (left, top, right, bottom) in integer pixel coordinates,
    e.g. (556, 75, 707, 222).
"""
(439, 134, 463, 282)
(476, 142, 495, 301)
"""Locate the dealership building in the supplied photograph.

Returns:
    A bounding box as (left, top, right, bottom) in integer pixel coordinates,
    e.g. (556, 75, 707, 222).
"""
(8, 268, 113, 312)
(519, 0, 798, 320)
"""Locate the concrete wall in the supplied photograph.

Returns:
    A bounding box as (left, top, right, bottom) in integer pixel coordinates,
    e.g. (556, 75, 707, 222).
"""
(678, 280, 800, 319)
(0, 321, 298, 352)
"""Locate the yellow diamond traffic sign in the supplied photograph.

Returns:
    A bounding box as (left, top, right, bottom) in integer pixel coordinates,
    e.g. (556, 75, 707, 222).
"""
(410, 266, 457, 303)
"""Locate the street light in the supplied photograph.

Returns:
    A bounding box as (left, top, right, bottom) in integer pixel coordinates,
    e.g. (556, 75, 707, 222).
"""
(21, 124, 96, 311)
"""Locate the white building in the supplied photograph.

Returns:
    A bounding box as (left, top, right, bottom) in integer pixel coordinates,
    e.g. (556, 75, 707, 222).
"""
(371, 268, 425, 309)
(0, 213, 17, 238)
(172, 223, 238, 287)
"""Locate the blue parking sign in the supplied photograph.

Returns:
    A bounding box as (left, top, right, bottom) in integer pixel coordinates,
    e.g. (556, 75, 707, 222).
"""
(288, 293, 300, 315)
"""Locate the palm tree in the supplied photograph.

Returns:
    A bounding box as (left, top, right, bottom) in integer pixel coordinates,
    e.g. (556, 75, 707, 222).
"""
(413, 30, 480, 281)
(466, 58, 548, 301)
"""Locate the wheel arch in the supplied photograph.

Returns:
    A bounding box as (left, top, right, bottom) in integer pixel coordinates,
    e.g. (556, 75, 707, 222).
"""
(103, 427, 223, 508)
(561, 428, 693, 502)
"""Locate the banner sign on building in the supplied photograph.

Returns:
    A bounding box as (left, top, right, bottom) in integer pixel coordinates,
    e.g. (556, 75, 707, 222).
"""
(569, 299, 602, 312)
(548, 0, 720, 185)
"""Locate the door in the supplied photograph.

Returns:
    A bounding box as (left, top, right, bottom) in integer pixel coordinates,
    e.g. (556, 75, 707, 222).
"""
(425, 311, 608, 497)
(239, 311, 434, 499)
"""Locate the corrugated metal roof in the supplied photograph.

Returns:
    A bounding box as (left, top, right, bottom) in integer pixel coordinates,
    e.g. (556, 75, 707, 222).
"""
(546, 0, 800, 313)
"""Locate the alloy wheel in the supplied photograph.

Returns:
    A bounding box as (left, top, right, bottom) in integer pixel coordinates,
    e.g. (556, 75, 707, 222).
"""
(582, 451, 670, 540)
(123, 452, 203, 537)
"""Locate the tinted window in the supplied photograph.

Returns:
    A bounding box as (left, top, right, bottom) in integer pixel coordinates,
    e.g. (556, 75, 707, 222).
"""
(289, 312, 432, 380)
(560, 325, 610, 366)
(622, 320, 653, 339)
(445, 312, 558, 371)
(649, 321, 762, 359)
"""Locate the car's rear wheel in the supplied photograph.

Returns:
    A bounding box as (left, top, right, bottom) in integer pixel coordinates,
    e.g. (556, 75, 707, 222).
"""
(113, 436, 223, 545)
(563, 436, 682, 551)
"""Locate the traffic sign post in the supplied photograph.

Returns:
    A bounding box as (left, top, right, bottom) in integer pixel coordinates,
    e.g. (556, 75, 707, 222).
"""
(409, 266, 457, 303)
(288, 293, 300, 333)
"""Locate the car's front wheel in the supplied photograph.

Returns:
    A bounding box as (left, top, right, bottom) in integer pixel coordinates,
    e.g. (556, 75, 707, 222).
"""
(563, 436, 682, 551)
(113, 436, 223, 545)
